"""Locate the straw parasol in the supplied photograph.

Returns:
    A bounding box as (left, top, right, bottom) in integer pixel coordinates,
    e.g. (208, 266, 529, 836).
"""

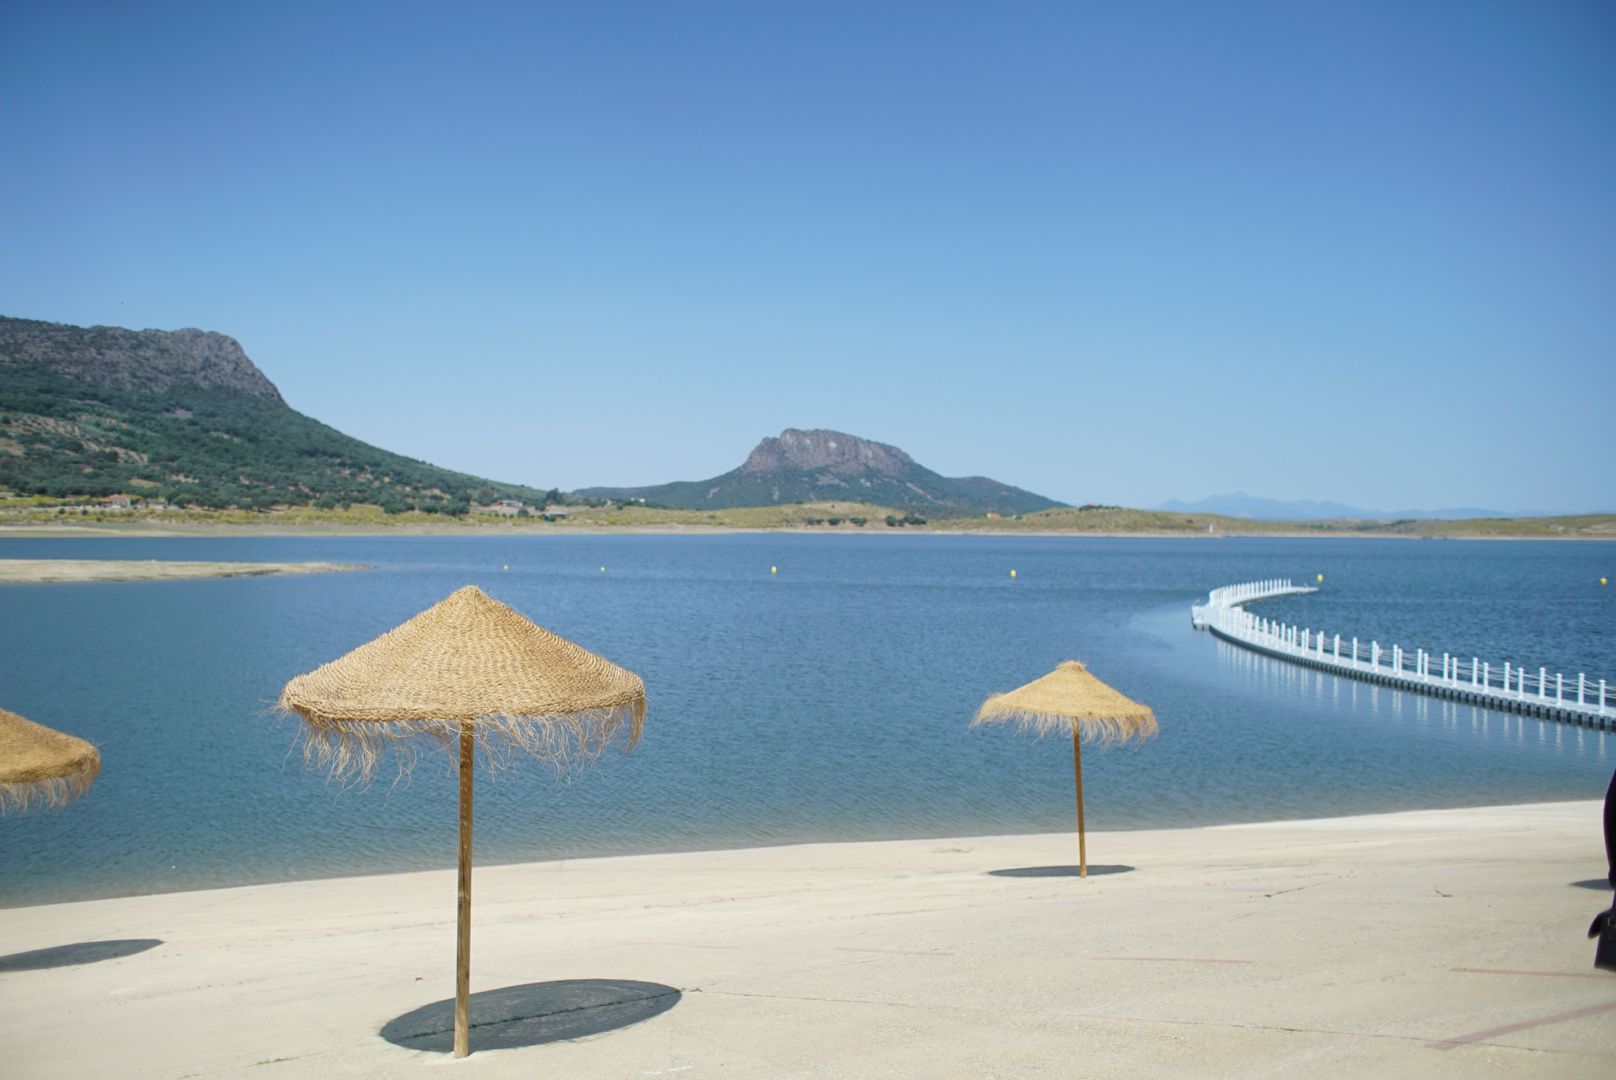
(278, 585, 645, 1058)
(972, 660, 1155, 878)
(0, 708, 100, 814)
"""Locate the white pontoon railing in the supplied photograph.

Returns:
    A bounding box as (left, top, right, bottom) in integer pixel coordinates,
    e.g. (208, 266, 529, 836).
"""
(1192, 579, 1613, 729)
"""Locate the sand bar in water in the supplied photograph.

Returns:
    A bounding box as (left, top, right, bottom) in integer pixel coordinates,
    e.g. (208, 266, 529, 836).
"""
(0, 558, 367, 584)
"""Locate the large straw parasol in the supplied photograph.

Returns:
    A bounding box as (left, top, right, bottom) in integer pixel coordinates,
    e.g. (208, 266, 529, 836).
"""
(0, 708, 100, 813)
(279, 585, 645, 1058)
(972, 660, 1155, 878)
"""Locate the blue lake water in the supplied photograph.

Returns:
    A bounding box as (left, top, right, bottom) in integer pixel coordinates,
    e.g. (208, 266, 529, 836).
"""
(2, 534, 1612, 907)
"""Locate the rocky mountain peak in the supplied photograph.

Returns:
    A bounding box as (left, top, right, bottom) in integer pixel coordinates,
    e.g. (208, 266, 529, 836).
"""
(740, 428, 916, 476)
(0, 317, 284, 402)
(577, 427, 1062, 515)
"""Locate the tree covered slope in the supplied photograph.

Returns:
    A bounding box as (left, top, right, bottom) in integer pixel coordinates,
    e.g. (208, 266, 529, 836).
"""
(0, 317, 549, 513)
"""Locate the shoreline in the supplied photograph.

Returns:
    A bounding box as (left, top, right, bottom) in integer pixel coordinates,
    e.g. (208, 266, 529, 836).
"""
(2, 521, 1611, 541)
(7, 795, 1604, 913)
(5, 800, 1610, 1077)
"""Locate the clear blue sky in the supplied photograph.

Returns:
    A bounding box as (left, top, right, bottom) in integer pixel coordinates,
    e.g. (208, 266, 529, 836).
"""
(3, 2, 1612, 512)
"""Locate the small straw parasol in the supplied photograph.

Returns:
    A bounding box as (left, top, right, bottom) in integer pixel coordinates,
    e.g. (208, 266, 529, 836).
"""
(972, 660, 1155, 878)
(278, 585, 645, 1058)
(0, 708, 100, 814)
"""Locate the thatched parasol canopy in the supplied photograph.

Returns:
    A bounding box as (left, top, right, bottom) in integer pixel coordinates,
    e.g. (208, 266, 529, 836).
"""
(972, 660, 1156, 743)
(279, 585, 645, 783)
(972, 661, 1155, 878)
(277, 584, 647, 1058)
(0, 708, 101, 813)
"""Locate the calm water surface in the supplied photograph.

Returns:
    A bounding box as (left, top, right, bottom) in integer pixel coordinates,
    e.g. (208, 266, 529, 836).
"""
(2, 534, 1611, 906)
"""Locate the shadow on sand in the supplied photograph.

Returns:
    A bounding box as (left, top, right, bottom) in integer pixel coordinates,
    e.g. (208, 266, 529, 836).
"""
(989, 865, 1134, 879)
(0, 938, 162, 972)
(1572, 878, 1614, 891)
(380, 978, 681, 1054)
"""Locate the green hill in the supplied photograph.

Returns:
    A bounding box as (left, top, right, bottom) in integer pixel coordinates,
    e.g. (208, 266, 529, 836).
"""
(0, 316, 551, 513)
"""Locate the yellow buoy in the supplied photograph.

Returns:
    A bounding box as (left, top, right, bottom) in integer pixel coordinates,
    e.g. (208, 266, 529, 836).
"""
(599, 566, 606, 572)
(1010, 569, 1017, 579)
(502, 564, 509, 571)
(1603, 577, 1609, 587)
(771, 566, 778, 574)
(1317, 573, 1324, 584)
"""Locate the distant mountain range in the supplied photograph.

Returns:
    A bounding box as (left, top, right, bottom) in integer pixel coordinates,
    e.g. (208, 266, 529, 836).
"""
(1155, 493, 1549, 521)
(578, 428, 1063, 516)
(12, 316, 1573, 525)
(0, 316, 550, 513)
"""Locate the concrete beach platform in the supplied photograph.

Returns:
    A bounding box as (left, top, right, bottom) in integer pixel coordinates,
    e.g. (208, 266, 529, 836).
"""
(4, 801, 1613, 1078)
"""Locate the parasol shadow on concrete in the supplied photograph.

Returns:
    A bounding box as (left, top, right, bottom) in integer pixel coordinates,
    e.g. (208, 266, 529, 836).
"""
(0, 938, 161, 972)
(989, 864, 1134, 879)
(380, 978, 681, 1053)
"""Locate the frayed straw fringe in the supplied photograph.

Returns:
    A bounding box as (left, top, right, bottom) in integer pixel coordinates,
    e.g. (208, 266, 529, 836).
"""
(291, 703, 645, 788)
(971, 704, 1157, 746)
(0, 765, 99, 813)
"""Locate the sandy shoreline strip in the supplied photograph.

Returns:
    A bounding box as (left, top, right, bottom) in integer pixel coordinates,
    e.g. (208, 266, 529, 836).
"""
(0, 558, 368, 584)
(3, 801, 1612, 1078)
(4, 521, 1610, 540)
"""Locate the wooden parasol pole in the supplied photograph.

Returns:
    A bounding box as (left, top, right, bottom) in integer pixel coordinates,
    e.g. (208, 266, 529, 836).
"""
(454, 723, 474, 1058)
(1072, 731, 1087, 878)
